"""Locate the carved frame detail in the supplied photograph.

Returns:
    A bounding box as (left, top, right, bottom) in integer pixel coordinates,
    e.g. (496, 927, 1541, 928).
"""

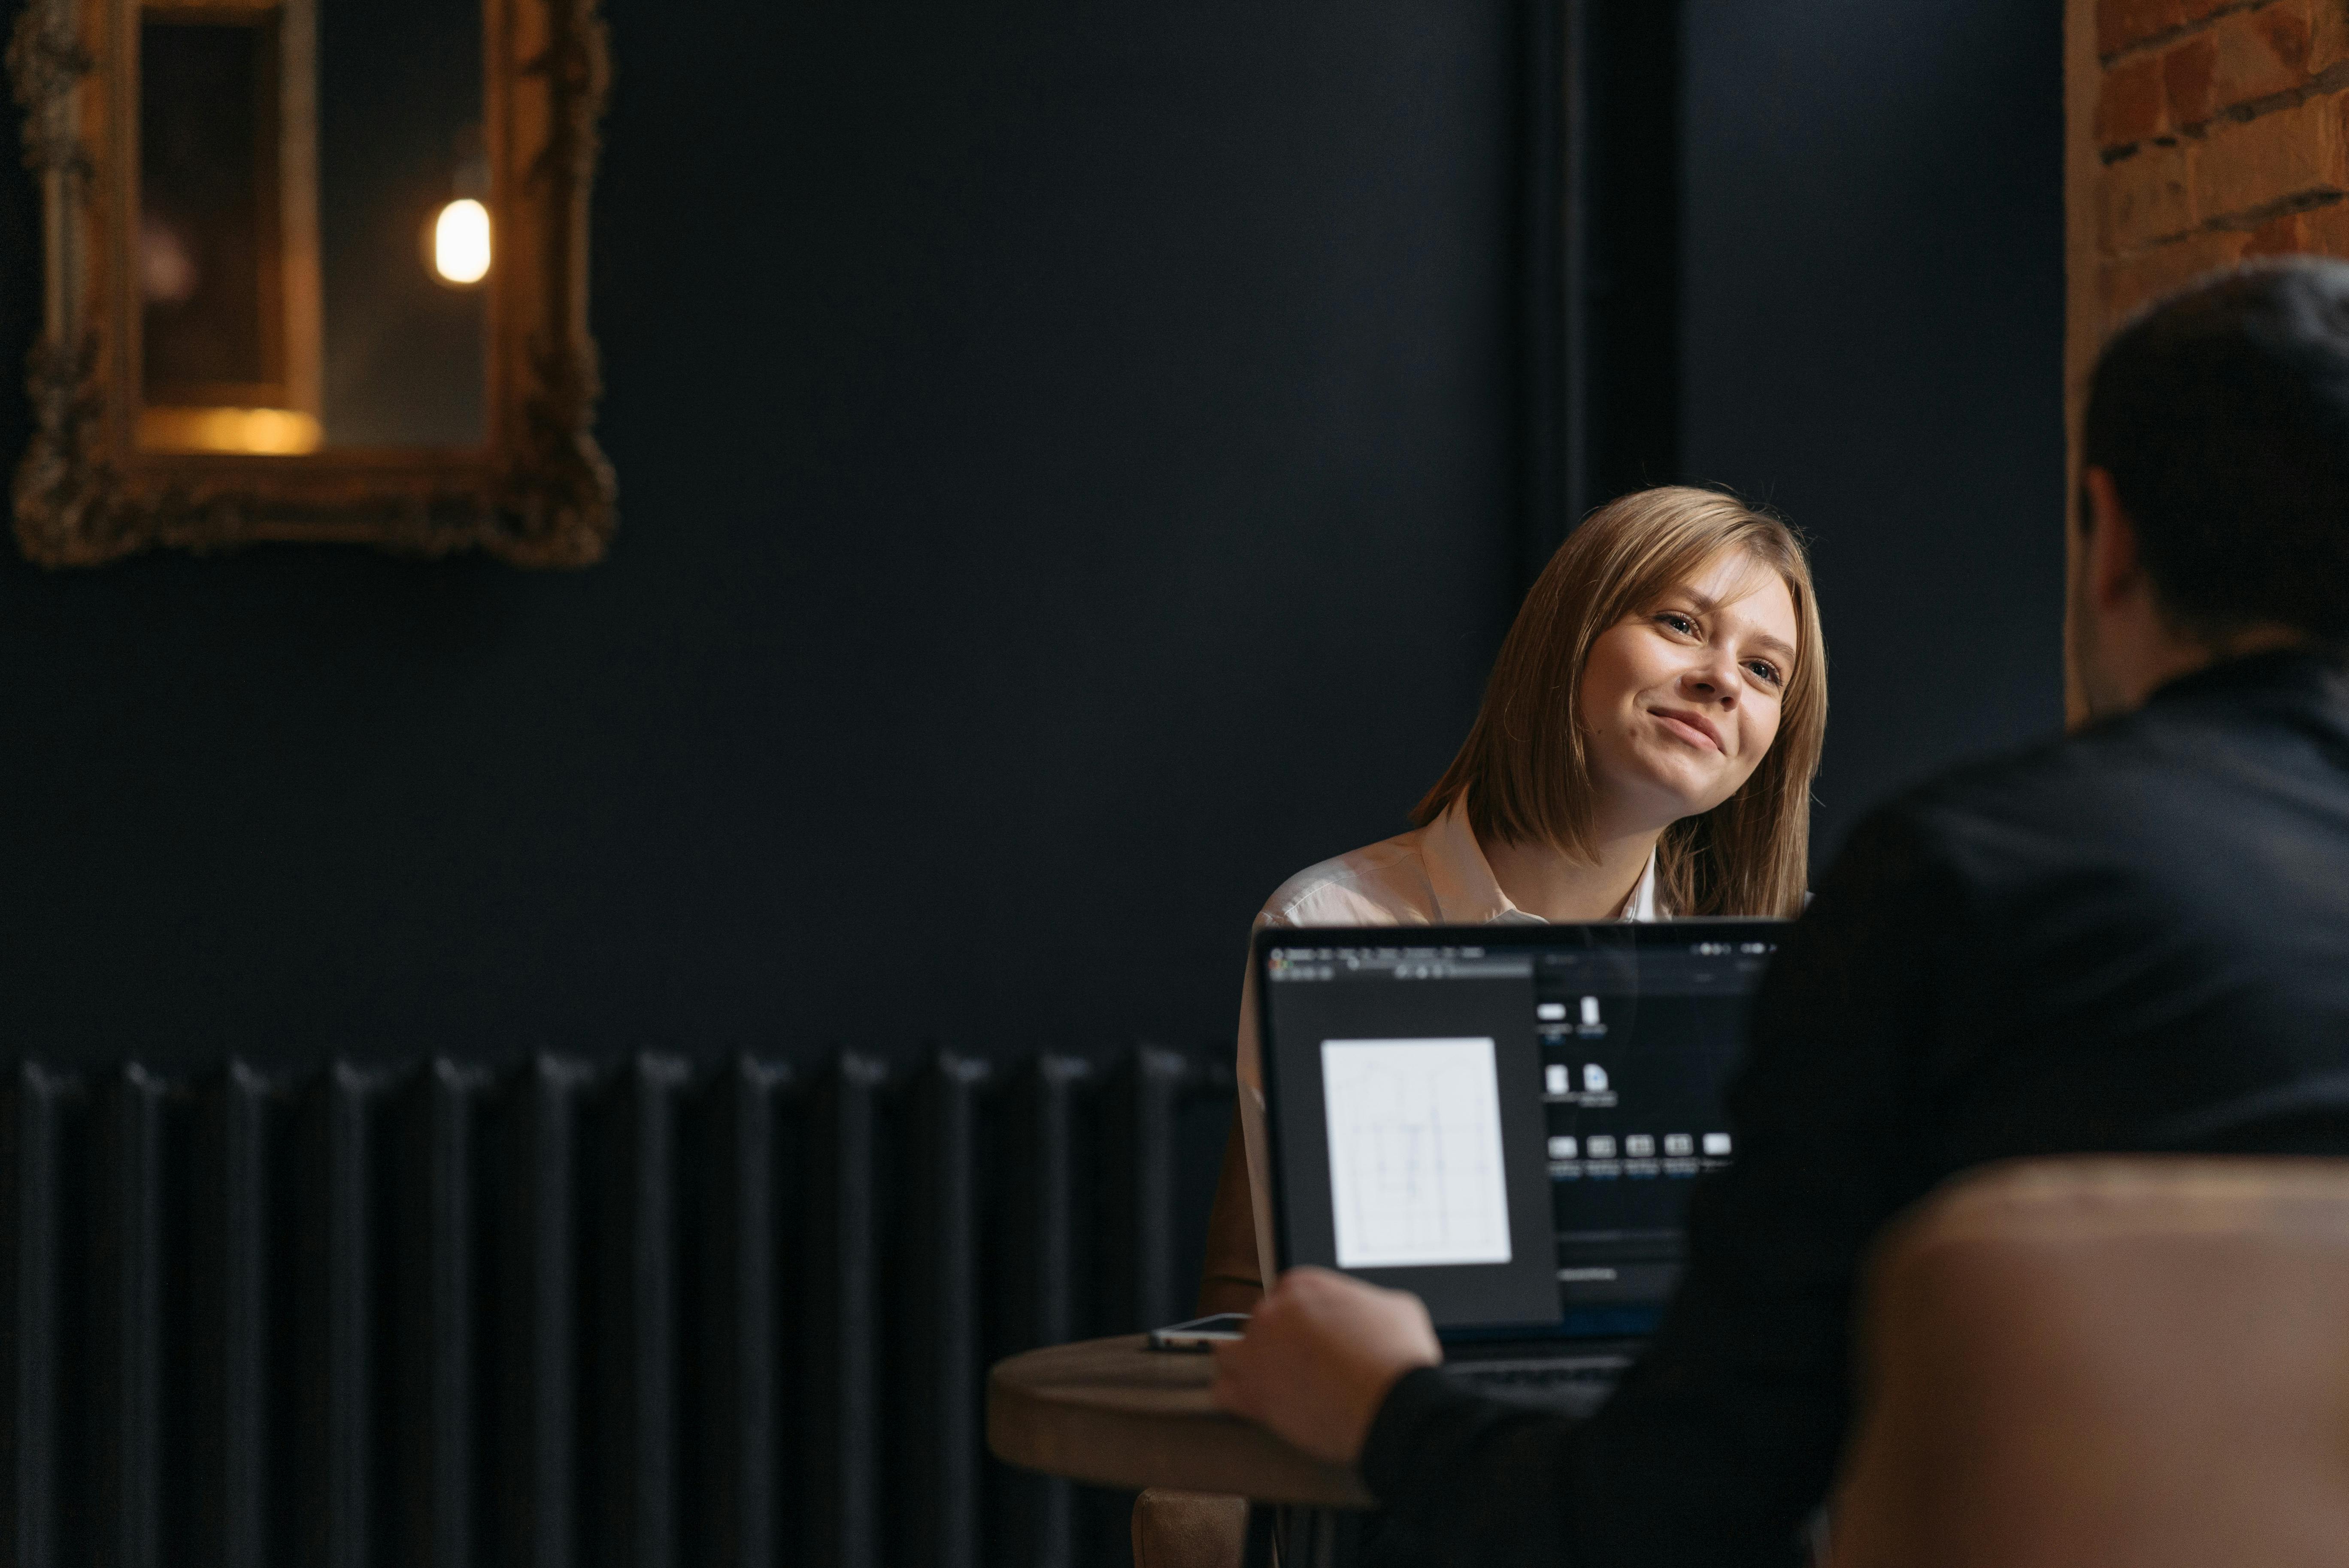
(6, 0, 615, 566)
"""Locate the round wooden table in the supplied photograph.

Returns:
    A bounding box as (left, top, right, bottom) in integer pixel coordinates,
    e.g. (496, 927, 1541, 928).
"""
(987, 1334, 1376, 1508)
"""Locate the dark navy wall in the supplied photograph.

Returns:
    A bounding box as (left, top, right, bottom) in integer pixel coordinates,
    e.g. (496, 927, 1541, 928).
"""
(0, 0, 1521, 1067)
(1680, 0, 2068, 856)
(0, 0, 2064, 1068)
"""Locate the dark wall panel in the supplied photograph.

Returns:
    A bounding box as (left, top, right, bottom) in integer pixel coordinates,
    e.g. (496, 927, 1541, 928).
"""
(0, 0, 2070, 1061)
(1680, 0, 2067, 858)
(0, 0, 1519, 1067)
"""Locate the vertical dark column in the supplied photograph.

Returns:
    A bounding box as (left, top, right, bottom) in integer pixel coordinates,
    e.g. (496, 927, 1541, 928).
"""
(330, 1065, 380, 1568)
(1090, 1049, 1195, 1568)
(1096, 1048, 1191, 1338)
(500, 1056, 593, 1568)
(800, 1055, 888, 1568)
(694, 1056, 793, 1568)
(596, 1055, 689, 1568)
(294, 1062, 390, 1568)
(1563, 0, 1683, 522)
(1517, 0, 1571, 584)
(1557, 0, 1593, 556)
(3, 1065, 88, 1568)
(94, 1067, 168, 1568)
(889, 1053, 990, 1568)
(982, 1055, 1093, 1568)
(395, 1060, 489, 1568)
(1170, 1061, 1240, 1332)
(214, 1063, 279, 1568)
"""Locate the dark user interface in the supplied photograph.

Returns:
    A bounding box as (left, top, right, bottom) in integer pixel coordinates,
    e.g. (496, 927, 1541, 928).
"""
(1264, 930, 1775, 1320)
(1534, 939, 1772, 1310)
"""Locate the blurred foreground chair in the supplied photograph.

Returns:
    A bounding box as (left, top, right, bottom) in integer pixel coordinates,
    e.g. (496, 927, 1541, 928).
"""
(1828, 1157, 2349, 1568)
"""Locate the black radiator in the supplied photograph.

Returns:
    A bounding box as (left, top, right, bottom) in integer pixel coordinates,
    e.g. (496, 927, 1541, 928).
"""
(0, 1047, 1233, 1568)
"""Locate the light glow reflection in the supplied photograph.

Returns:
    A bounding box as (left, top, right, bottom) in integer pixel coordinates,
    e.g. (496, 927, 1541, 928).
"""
(431, 198, 491, 285)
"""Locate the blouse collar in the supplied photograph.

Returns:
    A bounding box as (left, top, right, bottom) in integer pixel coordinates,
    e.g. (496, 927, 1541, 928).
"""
(1424, 795, 1663, 924)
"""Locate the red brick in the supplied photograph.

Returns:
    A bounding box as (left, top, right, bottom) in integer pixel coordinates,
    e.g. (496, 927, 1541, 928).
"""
(2197, 3, 2317, 119)
(2191, 89, 2349, 222)
(2237, 198, 2349, 257)
(2164, 33, 2219, 126)
(2103, 141, 2199, 250)
(2293, 197, 2349, 255)
(2315, 0, 2349, 73)
(2101, 0, 2186, 58)
(2101, 56, 2170, 146)
(2252, 3, 2316, 69)
(2242, 208, 2314, 254)
(2100, 230, 2249, 329)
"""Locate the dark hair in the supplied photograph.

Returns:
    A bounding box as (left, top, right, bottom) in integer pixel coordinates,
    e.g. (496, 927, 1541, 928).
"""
(2082, 257, 2349, 643)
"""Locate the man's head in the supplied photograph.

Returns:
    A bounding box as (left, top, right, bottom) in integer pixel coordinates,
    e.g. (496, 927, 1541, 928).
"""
(2073, 258, 2349, 719)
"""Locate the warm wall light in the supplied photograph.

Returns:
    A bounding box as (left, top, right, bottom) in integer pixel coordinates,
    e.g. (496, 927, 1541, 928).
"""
(138, 406, 324, 454)
(431, 198, 491, 286)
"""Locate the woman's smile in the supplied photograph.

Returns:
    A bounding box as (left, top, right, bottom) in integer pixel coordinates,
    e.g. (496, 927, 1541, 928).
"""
(1649, 705, 1723, 753)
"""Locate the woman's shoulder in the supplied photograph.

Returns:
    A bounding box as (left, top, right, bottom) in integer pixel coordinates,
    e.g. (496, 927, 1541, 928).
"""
(1259, 826, 1439, 928)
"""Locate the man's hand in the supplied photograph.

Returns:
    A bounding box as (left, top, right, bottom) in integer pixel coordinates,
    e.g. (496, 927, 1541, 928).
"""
(1209, 1267, 1442, 1465)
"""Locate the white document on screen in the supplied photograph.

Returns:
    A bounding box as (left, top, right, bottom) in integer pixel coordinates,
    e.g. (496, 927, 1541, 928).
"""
(1319, 1036, 1512, 1269)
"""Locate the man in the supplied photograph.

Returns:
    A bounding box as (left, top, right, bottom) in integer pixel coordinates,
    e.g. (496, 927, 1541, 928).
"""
(1210, 258, 2349, 1566)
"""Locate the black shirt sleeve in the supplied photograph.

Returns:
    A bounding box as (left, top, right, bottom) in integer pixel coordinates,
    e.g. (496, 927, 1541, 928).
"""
(1359, 1367, 1578, 1564)
(1356, 810, 1961, 1568)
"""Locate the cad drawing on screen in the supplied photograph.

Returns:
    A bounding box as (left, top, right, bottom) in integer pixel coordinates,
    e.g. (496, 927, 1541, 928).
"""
(1319, 1036, 1512, 1269)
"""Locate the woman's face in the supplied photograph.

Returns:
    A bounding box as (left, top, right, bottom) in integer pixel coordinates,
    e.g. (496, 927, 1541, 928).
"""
(1576, 549, 1799, 834)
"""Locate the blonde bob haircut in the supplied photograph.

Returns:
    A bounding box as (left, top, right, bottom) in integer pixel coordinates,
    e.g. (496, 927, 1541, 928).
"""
(1413, 485, 1827, 918)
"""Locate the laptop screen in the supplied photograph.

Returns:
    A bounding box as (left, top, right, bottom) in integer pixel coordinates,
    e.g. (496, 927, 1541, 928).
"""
(1255, 922, 1782, 1333)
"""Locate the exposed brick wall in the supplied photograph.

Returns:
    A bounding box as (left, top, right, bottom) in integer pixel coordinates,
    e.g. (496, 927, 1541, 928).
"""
(2088, 0, 2349, 336)
(2065, 0, 2349, 718)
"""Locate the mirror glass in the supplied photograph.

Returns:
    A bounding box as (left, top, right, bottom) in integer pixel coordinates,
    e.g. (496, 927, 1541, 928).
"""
(137, 0, 487, 455)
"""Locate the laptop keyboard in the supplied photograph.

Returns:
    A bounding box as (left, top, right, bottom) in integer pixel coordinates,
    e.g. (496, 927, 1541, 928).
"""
(1443, 1355, 1629, 1416)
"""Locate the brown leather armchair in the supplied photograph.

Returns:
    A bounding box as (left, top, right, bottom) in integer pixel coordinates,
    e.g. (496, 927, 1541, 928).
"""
(1827, 1156, 2349, 1568)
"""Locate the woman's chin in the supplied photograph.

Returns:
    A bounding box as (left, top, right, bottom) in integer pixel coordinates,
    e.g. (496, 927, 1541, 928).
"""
(1613, 755, 1734, 823)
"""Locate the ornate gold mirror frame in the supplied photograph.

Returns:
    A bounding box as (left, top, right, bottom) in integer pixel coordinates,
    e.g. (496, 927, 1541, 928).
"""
(6, 0, 613, 566)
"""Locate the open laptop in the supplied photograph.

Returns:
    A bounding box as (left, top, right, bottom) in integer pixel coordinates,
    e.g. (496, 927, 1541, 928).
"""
(1253, 920, 1782, 1415)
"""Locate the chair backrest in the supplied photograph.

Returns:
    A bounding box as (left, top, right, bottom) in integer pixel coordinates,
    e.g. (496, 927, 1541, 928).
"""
(1826, 1157, 2349, 1568)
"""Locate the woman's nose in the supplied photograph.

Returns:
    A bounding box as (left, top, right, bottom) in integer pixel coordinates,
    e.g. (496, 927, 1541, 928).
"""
(1683, 655, 1740, 704)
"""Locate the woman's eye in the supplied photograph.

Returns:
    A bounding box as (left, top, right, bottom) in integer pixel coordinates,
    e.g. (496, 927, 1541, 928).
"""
(1745, 660, 1783, 687)
(1654, 612, 1697, 636)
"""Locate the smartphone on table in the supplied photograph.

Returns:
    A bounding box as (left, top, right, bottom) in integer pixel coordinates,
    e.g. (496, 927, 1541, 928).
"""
(1145, 1312, 1250, 1351)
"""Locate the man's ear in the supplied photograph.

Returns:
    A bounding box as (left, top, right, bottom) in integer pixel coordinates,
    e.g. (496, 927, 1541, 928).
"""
(2081, 466, 2143, 611)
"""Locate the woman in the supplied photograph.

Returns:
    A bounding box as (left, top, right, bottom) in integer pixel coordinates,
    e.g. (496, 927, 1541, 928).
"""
(1197, 485, 1828, 1312)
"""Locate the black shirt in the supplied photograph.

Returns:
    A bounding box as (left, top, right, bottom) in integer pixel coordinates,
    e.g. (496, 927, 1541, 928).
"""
(1359, 650, 2349, 1568)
